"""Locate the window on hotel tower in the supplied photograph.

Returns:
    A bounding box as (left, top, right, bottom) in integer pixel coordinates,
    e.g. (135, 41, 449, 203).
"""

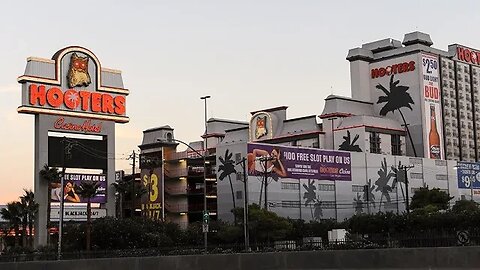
(369, 132, 381, 154)
(391, 134, 402, 156)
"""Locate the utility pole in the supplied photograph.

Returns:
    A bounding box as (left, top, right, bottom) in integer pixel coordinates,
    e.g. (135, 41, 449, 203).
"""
(405, 167, 409, 214)
(259, 176, 264, 206)
(364, 155, 370, 215)
(258, 155, 274, 210)
(364, 182, 370, 215)
(471, 177, 474, 201)
(396, 182, 399, 214)
(399, 165, 414, 214)
(334, 180, 338, 221)
(264, 157, 268, 210)
(236, 157, 249, 251)
(298, 179, 302, 220)
(127, 151, 137, 217)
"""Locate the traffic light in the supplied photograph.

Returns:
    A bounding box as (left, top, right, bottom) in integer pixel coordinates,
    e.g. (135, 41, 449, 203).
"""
(203, 210, 210, 224)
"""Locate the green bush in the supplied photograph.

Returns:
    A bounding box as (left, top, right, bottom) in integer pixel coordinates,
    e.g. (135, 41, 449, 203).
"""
(452, 200, 480, 214)
(19, 204, 480, 254)
(79, 217, 181, 250)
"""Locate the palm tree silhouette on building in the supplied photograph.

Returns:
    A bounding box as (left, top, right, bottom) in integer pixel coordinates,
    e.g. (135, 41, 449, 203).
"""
(376, 74, 417, 157)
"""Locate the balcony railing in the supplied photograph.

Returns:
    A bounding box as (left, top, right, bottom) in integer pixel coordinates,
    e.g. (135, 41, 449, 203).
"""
(186, 150, 204, 159)
(187, 188, 204, 195)
(165, 202, 216, 213)
(186, 187, 217, 196)
(188, 203, 217, 212)
(164, 202, 188, 213)
(165, 150, 205, 161)
(164, 185, 188, 195)
(164, 167, 189, 178)
(165, 151, 187, 160)
(206, 191, 217, 197)
(187, 166, 216, 176)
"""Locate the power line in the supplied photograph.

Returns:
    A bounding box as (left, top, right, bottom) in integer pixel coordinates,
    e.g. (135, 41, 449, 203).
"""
(61, 138, 129, 160)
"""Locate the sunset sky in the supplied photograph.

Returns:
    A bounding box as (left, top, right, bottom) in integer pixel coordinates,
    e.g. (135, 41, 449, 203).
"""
(1, 0, 480, 203)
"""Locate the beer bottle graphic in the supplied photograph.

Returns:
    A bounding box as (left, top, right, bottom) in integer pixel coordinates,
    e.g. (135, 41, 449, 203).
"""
(429, 104, 441, 159)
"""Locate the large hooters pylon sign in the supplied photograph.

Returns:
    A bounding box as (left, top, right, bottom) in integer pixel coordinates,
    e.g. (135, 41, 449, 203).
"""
(18, 46, 129, 123)
(18, 46, 128, 247)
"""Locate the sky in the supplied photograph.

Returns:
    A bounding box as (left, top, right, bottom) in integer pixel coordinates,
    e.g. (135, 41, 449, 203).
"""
(1, 0, 479, 204)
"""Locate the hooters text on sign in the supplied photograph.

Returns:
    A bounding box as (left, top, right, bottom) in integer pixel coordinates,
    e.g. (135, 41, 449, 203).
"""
(455, 46, 480, 66)
(17, 47, 129, 123)
(29, 84, 125, 115)
(371, 61, 416, 79)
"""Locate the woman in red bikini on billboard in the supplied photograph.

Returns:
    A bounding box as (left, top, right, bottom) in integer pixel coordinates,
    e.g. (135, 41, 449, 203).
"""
(247, 147, 287, 177)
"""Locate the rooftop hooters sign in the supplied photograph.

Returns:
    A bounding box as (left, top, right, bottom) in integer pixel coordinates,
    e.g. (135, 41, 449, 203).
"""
(454, 45, 480, 66)
(17, 46, 129, 123)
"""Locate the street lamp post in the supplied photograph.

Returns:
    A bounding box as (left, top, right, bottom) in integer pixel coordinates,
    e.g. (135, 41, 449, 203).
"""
(161, 147, 165, 221)
(200, 95, 210, 253)
(58, 137, 77, 260)
(58, 137, 67, 260)
(156, 95, 211, 253)
(329, 117, 338, 220)
(329, 117, 338, 149)
(156, 137, 210, 249)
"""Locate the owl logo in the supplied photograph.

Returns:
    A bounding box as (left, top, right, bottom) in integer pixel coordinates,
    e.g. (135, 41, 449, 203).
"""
(255, 116, 268, 139)
(67, 53, 91, 88)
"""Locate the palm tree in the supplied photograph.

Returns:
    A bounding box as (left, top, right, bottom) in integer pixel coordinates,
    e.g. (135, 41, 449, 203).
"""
(303, 179, 317, 219)
(376, 74, 417, 157)
(133, 181, 148, 218)
(338, 131, 362, 152)
(111, 177, 130, 219)
(76, 180, 102, 251)
(20, 189, 38, 248)
(374, 158, 395, 211)
(19, 199, 28, 247)
(218, 149, 237, 222)
(112, 176, 146, 218)
(391, 161, 406, 201)
(353, 193, 364, 214)
(313, 201, 323, 220)
(1, 202, 22, 247)
(39, 164, 60, 244)
(0, 222, 10, 250)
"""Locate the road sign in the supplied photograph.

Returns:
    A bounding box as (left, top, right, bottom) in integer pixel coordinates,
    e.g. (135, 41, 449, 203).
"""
(457, 230, 470, 245)
(202, 224, 209, 233)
